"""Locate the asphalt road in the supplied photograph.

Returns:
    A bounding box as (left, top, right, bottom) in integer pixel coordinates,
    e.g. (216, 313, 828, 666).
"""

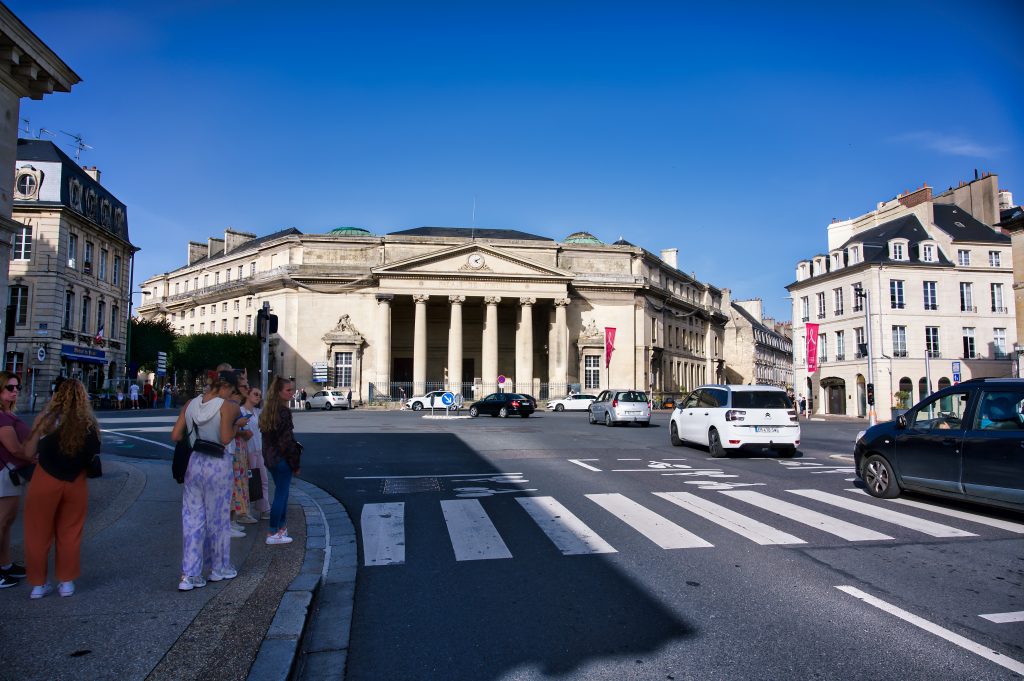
(100, 407, 1024, 680)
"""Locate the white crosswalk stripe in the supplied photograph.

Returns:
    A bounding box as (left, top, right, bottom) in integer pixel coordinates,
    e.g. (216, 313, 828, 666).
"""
(441, 499, 513, 561)
(654, 492, 805, 545)
(516, 496, 617, 555)
(586, 493, 713, 549)
(720, 490, 892, 542)
(788, 489, 977, 538)
(361, 502, 406, 566)
(845, 489, 1024, 534)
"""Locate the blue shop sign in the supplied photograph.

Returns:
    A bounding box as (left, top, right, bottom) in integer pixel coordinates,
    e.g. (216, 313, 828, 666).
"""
(61, 344, 107, 364)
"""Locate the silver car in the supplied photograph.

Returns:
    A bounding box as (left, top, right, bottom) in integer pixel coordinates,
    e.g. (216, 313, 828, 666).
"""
(588, 389, 651, 427)
(307, 390, 350, 410)
(546, 393, 598, 412)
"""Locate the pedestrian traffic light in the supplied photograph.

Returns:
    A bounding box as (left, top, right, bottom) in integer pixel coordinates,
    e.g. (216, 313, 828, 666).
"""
(866, 383, 875, 406)
(256, 308, 279, 341)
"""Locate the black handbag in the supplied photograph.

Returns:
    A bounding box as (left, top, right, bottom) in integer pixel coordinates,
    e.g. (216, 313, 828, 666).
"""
(172, 437, 192, 484)
(86, 455, 102, 479)
(192, 438, 225, 457)
(247, 468, 263, 502)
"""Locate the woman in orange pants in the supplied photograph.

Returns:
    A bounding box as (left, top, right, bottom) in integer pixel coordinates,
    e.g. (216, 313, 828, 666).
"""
(23, 379, 100, 599)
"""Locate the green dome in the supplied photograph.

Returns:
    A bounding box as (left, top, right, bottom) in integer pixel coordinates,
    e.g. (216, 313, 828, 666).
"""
(563, 231, 603, 244)
(328, 226, 372, 236)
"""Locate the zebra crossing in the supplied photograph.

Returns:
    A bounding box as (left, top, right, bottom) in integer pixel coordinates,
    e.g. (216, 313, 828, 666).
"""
(358, 488, 1024, 566)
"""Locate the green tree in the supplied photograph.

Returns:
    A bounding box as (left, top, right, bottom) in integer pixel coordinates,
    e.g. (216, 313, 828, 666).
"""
(128, 317, 176, 373)
(173, 333, 260, 379)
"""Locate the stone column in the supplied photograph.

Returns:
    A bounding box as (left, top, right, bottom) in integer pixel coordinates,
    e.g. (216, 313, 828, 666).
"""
(448, 295, 465, 392)
(552, 298, 570, 395)
(413, 294, 429, 396)
(375, 294, 393, 398)
(482, 296, 501, 393)
(516, 297, 536, 394)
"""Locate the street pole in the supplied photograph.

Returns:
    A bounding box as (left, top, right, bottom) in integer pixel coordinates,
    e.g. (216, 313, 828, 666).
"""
(260, 301, 270, 398)
(863, 290, 876, 427)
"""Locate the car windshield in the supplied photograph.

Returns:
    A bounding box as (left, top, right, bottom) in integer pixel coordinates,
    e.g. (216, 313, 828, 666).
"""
(331, 392, 344, 396)
(730, 391, 792, 409)
(616, 391, 647, 402)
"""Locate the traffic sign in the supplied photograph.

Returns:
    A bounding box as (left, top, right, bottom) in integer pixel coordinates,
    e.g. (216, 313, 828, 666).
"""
(441, 392, 455, 406)
(497, 375, 506, 384)
(311, 361, 328, 383)
(953, 372, 961, 383)
(952, 361, 961, 373)
(36, 347, 45, 363)
(156, 351, 167, 377)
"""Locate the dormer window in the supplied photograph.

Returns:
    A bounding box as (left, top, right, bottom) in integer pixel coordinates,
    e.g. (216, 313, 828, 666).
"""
(921, 244, 936, 263)
(798, 263, 808, 280)
(831, 252, 843, 270)
(890, 241, 908, 261)
(848, 246, 860, 264)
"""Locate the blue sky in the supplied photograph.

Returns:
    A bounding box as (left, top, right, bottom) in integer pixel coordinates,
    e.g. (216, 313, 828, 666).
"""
(11, 1, 1024, 320)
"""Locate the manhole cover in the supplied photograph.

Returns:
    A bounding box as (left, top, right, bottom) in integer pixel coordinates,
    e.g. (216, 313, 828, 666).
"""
(381, 477, 443, 494)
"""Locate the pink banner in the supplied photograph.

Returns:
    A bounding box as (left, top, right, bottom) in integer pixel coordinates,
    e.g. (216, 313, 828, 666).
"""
(805, 323, 819, 373)
(604, 327, 616, 368)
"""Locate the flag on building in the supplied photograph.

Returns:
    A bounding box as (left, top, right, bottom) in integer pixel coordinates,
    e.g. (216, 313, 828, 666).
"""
(604, 327, 616, 369)
(94, 323, 105, 346)
(805, 323, 819, 373)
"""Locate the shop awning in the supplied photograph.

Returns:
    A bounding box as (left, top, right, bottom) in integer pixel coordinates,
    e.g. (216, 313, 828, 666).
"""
(61, 344, 107, 365)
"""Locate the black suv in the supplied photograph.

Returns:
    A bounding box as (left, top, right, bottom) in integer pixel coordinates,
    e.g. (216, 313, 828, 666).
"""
(854, 378, 1024, 511)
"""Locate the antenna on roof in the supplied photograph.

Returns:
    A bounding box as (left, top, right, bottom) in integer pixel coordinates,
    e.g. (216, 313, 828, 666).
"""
(36, 127, 55, 140)
(58, 130, 93, 159)
(19, 118, 31, 137)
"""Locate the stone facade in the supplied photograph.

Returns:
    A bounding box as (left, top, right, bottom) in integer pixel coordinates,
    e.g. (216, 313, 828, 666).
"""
(137, 228, 729, 402)
(788, 174, 1017, 419)
(9, 140, 135, 407)
(722, 295, 793, 389)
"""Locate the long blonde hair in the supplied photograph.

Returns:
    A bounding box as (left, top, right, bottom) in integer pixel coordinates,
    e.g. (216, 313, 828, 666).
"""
(31, 378, 99, 455)
(259, 376, 292, 433)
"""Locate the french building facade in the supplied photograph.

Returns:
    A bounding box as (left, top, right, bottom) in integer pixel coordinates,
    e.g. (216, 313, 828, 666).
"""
(722, 296, 793, 390)
(137, 228, 729, 402)
(9, 140, 135, 406)
(787, 174, 1017, 419)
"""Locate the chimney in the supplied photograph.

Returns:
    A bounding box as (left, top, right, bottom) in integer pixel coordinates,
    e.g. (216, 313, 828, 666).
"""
(897, 184, 932, 209)
(224, 228, 257, 253)
(188, 241, 209, 266)
(660, 248, 678, 269)
(207, 237, 225, 258)
(82, 165, 101, 185)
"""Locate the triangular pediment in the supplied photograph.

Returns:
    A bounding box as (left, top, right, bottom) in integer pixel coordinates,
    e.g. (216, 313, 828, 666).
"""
(372, 243, 571, 279)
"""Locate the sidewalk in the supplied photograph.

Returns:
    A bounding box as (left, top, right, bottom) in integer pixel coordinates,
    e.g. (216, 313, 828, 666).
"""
(0, 454, 357, 681)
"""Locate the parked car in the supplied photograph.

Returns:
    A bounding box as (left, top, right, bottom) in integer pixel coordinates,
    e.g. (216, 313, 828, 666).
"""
(588, 389, 651, 427)
(468, 392, 534, 418)
(406, 390, 450, 411)
(854, 378, 1024, 512)
(546, 393, 598, 412)
(520, 394, 538, 409)
(669, 385, 799, 457)
(307, 390, 350, 410)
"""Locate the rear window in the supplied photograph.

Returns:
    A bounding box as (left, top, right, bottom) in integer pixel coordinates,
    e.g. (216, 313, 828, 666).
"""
(730, 391, 792, 409)
(616, 391, 648, 403)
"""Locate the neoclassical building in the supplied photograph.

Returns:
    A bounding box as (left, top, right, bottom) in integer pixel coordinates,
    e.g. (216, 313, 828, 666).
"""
(787, 173, 1016, 418)
(137, 227, 729, 401)
(722, 296, 793, 390)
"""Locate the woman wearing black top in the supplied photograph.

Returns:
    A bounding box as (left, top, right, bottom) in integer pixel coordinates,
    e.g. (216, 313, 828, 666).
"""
(23, 379, 101, 599)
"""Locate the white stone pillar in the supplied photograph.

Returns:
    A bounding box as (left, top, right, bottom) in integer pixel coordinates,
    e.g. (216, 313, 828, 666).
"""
(375, 294, 393, 398)
(553, 297, 570, 395)
(482, 296, 501, 393)
(413, 294, 429, 396)
(516, 297, 536, 394)
(448, 295, 465, 392)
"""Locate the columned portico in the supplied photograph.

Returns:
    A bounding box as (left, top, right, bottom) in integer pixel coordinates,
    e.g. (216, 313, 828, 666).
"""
(448, 295, 465, 391)
(375, 294, 393, 391)
(550, 297, 570, 393)
(482, 296, 501, 393)
(516, 297, 535, 394)
(413, 294, 429, 395)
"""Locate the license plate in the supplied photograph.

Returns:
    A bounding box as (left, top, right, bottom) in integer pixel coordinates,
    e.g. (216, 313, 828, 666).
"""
(625, 410, 640, 415)
(755, 426, 779, 433)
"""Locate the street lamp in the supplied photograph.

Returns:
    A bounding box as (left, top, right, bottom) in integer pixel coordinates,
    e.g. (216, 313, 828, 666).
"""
(854, 288, 876, 426)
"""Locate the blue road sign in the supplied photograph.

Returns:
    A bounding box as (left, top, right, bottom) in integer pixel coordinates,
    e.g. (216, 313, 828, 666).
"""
(953, 372, 961, 383)
(441, 392, 455, 406)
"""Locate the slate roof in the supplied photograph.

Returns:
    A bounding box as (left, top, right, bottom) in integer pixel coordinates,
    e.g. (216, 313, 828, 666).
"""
(172, 227, 302, 272)
(387, 226, 553, 241)
(932, 204, 1008, 244)
(730, 303, 788, 341)
(839, 213, 953, 266)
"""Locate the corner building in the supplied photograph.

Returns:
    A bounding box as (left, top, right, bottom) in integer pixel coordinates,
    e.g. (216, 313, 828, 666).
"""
(138, 227, 728, 402)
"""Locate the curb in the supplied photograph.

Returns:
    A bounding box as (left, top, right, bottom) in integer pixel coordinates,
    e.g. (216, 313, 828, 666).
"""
(246, 480, 357, 681)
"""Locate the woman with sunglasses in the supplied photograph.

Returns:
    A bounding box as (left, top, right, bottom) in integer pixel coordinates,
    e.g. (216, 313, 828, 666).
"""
(0, 372, 32, 588)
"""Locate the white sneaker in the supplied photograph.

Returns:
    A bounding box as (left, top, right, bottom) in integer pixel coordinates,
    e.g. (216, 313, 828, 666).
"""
(237, 515, 257, 525)
(178, 574, 207, 591)
(208, 566, 238, 581)
(58, 581, 75, 597)
(29, 583, 53, 599)
(266, 531, 293, 545)
(230, 528, 246, 539)
(230, 521, 244, 531)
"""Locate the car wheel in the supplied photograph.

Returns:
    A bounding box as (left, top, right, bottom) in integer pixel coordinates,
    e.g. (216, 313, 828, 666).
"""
(588, 410, 597, 425)
(520, 413, 529, 418)
(863, 454, 900, 499)
(325, 403, 333, 411)
(413, 402, 424, 411)
(605, 413, 613, 427)
(499, 407, 509, 418)
(555, 404, 564, 412)
(670, 421, 683, 446)
(708, 429, 727, 458)
(304, 402, 311, 411)
(778, 446, 796, 458)
(469, 406, 479, 417)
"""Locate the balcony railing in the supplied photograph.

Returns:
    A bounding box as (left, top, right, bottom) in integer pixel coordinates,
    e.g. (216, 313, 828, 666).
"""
(994, 351, 1011, 360)
(992, 306, 1008, 313)
(961, 305, 977, 312)
(833, 309, 844, 316)
(818, 355, 827, 363)
(801, 316, 810, 322)
(891, 303, 905, 309)
(924, 303, 938, 310)
(817, 313, 826, 319)
(926, 350, 941, 358)
(835, 353, 845, 361)
(893, 350, 908, 358)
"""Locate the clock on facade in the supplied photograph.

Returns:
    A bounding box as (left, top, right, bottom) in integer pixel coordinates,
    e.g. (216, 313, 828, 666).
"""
(467, 254, 485, 269)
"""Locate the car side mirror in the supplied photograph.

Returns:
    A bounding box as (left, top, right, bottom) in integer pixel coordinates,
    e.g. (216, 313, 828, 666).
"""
(896, 414, 907, 429)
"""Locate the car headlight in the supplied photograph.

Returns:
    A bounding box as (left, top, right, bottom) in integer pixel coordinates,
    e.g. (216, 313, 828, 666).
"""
(855, 430, 866, 444)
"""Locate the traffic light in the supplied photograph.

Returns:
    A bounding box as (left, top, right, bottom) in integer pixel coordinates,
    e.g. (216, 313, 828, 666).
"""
(866, 383, 875, 406)
(256, 308, 278, 341)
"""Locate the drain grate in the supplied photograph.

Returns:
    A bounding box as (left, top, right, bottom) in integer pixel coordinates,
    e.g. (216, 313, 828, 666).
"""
(381, 477, 443, 495)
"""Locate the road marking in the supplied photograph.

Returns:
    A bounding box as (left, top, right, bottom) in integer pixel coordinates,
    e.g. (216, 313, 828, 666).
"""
(441, 499, 513, 561)
(361, 502, 405, 566)
(345, 472, 523, 480)
(568, 459, 602, 471)
(97, 416, 180, 424)
(836, 586, 1024, 675)
(721, 491, 892, 541)
(789, 490, 977, 538)
(611, 468, 724, 473)
(980, 611, 1024, 624)
(100, 429, 175, 450)
(654, 492, 804, 545)
(846, 489, 1024, 534)
(516, 497, 617, 555)
(587, 493, 713, 549)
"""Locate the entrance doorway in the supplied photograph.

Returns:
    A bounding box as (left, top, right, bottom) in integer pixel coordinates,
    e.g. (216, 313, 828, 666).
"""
(821, 377, 847, 415)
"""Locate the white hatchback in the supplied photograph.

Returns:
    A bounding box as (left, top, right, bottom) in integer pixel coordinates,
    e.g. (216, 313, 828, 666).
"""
(546, 393, 598, 412)
(669, 385, 799, 457)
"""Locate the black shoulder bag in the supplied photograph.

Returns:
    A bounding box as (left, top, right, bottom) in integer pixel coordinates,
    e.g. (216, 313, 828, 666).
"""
(172, 421, 226, 484)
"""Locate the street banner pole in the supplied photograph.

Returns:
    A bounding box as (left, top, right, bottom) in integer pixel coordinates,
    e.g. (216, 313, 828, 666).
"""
(260, 301, 270, 398)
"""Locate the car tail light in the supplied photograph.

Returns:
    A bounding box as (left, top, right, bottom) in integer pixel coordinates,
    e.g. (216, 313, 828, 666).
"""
(511, 400, 520, 407)
(729, 439, 741, 445)
(612, 399, 618, 408)
(725, 409, 746, 421)
(788, 409, 798, 423)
